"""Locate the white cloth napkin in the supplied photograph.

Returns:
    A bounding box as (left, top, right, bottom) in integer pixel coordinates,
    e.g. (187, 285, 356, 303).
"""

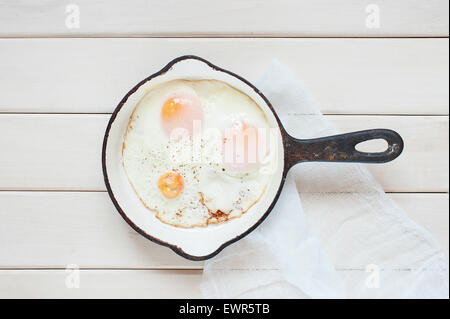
(200, 61, 449, 299)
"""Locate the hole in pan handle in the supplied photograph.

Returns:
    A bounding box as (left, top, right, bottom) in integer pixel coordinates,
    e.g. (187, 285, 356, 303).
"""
(284, 129, 404, 168)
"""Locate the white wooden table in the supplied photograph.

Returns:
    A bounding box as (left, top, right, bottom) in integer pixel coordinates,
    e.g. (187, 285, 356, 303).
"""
(0, 1, 448, 298)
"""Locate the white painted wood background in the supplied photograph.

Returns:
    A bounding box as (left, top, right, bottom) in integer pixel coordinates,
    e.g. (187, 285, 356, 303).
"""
(0, 1, 448, 298)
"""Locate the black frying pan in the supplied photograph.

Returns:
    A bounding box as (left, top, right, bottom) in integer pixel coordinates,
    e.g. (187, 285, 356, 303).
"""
(102, 56, 403, 260)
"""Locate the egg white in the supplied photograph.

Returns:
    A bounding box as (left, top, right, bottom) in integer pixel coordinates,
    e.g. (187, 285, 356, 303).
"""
(122, 79, 274, 227)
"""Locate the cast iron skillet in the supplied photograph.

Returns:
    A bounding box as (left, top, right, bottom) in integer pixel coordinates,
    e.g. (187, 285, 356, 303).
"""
(102, 55, 403, 261)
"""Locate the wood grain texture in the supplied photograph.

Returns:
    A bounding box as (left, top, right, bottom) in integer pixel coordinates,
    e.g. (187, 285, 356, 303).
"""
(0, 0, 447, 300)
(0, 0, 448, 37)
(0, 269, 203, 298)
(0, 114, 447, 192)
(301, 193, 449, 259)
(389, 193, 449, 254)
(0, 38, 448, 115)
(0, 192, 201, 269)
(0, 192, 447, 268)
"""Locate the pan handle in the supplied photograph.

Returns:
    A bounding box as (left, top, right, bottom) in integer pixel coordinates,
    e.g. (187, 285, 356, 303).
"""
(284, 129, 404, 169)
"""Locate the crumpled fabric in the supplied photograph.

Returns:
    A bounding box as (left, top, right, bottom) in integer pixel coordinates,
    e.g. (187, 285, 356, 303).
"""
(201, 60, 449, 298)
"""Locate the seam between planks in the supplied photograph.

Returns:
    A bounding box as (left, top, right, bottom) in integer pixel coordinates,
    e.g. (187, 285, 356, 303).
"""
(0, 36, 448, 39)
(0, 190, 448, 194)
(0, 113, 448, 116)
(0, 267, 446, 272)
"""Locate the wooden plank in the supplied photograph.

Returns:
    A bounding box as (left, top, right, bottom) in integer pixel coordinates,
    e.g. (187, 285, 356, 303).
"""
(389, 193, 449, 255)
(0, 192, 202, 269)
(0, 269, 203, 298)
(0, 38, 448, 115)
(0, 191, 446, 300)
(0, 0, 448, 37)
(0, 191, 447, 269)
(0, 114, 106, 191)
(0, 114, 447, 192)
(301, 193, 448, 258)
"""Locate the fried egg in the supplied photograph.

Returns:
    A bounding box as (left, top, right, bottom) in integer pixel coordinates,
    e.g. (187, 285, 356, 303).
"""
(122, 79, 275, 227)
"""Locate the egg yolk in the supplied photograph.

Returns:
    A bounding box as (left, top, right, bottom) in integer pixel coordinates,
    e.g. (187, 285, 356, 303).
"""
(222, 121, 260, 171)
(158, 172, 184, 199)
(161, 94, 203, 136)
